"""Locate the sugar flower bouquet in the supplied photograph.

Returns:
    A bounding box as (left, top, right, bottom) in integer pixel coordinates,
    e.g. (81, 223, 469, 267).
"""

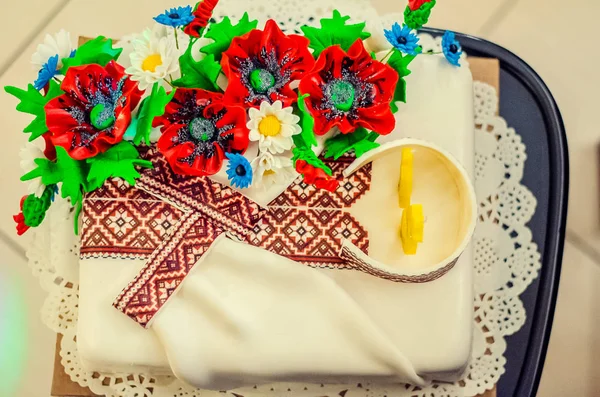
(6, 0, 462, 236)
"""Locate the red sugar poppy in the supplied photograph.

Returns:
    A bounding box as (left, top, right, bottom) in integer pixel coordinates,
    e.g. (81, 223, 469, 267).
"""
(184, 0, 219, 37)
(221, 19, 315, 108)
(295, 160, 339, 192)
(298, 40, 398, 136)
(13, 196, 30, 236)
(155, 88, 249, 177)
(45, 61, 142, 160)
(408, 0, 432, 11)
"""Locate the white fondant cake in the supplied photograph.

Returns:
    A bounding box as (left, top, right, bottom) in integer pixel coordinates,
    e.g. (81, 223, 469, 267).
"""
(77, 52, 475, 389)
(6, 0, 479, 392)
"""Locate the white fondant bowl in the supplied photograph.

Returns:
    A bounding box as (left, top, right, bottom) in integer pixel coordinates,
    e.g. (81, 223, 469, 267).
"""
(342, 139, 477, 283)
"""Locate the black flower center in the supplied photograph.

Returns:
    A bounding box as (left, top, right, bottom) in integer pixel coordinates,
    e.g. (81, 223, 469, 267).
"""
(189, 118, 215, 142)
(449, 44, 458, 54)
(326, 80, 356, 112)
(169, 13, 180, 19)
(398, 36, 408, 45)
(250, 68, 276, 93)
(235, 164, 247, 176)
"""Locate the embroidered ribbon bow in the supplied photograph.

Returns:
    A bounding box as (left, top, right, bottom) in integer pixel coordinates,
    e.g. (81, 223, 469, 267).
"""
(110, 147, 265, 328)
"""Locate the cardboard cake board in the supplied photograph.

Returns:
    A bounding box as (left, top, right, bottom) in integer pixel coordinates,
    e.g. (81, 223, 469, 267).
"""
(50, 56, 500, 397)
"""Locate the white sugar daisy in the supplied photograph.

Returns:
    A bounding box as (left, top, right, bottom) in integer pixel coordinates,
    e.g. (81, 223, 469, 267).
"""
(31, 29, 74, 70)
(252, 152, 297, 187)
(20, 142, 46, 198)
(125, 28, 180, 91)
(247, 101, 302, 154)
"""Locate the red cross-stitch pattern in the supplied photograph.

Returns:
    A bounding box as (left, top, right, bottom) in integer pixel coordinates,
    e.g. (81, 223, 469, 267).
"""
(340, 246, 461, 283)
(248, 156, 372, 268)
(268, 156, 372, 209)
(136, 147, 265, 240)
(113, 212, 223, 327)
(80, 179, 185, 259)
(86, 177, 157, 201)
(83, 148, 372, 327)
(107, 147, 265, 328)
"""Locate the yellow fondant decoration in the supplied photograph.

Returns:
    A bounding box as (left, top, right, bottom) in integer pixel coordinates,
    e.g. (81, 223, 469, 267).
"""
(407, 204, 424, 242)
(400, 209, 418, 255)
(142, 54, 163, 72)
(258, 115, 282, 137)
(400, 204, 425, 255)
(398, 148, 413, 209)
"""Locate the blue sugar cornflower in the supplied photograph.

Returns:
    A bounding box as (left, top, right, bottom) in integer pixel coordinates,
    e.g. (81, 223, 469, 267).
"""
(154, 6, 195, 28)
(33, 55, 59, 91)
(226, 153, 253, 189)
(442, 30, 462, 67)
(384, 23, 420, 55)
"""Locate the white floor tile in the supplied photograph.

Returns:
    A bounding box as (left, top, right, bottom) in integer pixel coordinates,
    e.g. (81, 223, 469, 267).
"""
(370, 0, 509, 35)
(487, 0, 600, 254)
(538, 243, 600, 396)
(0, 242, 54, 397)
(0, 0, 66, 72)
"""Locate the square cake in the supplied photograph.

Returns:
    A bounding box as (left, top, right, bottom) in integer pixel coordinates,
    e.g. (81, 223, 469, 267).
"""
(8, 0, 478, 392)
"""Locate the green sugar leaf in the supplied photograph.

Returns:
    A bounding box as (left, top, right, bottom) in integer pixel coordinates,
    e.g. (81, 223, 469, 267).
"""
(54, 148, 88, 213)
(173, 42, 222, 90)
(22, 147, 89, 233)
(293, 93, 318, 148)
(301, 10, 371, 57)
(61, 36, 122, 73)
(292, 146, 333, 177)
(324, 127, 380, 160)
(404, 0, 437, 30)
(4, 80, 63, 141)
(387, 49, 417, 108)
(388, 49, 416, 79)
(86, 141, 153, 191)
(291, 94, 332, 176)
(134, 83, 176, 145)
(22, 187, 54, 228)
(200, 13, 258, 60)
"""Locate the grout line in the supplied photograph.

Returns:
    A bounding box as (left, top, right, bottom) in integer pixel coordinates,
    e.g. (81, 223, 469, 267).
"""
(566, 230, 600, 267)
(0, 0, 71, 79)
(0, 230, 26, 261)
(478, 0, 520, 37)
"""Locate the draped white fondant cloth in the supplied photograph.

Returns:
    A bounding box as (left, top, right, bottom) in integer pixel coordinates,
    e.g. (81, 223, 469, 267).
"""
(77, 53, 475, 391)
(153, 237, 424, 390)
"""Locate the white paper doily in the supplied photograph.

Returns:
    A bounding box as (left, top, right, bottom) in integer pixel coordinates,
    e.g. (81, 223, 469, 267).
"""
(27, 1, 542, 396)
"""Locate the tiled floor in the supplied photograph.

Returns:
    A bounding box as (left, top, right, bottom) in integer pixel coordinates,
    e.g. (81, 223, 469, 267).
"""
(0, 0, 597, 396)
(0, 244, 54, 396)
(0, 0, 67, 73)
(537, 243, 600, 396)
